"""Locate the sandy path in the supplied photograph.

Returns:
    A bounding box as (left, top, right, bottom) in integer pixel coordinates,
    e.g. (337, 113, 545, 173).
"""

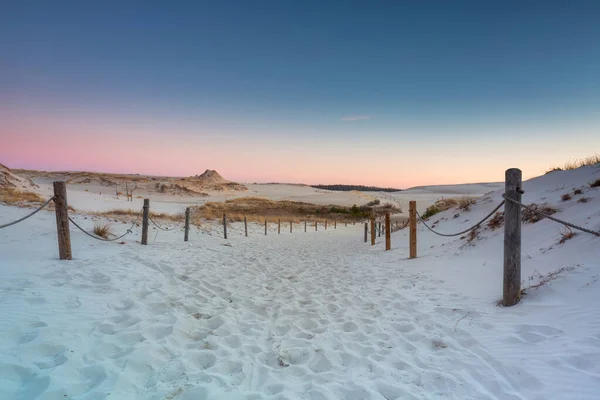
(1, 214, 529, 400)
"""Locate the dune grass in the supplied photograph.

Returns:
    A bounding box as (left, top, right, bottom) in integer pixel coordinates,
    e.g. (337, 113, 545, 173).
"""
(546, 154, 600, 174)
(421, 196, 475, 219)
(93, 222, 113, 238)
(0, 188, 45, 204)
(190, 196, 399, 224)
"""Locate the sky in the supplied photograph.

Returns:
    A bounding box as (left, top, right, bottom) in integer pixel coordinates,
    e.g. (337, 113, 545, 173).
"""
(1, 1, 599, 188)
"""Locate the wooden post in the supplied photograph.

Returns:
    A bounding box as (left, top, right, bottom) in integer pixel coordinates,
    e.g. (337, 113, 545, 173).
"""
(315, 221, 317, 231)
(345, 221, 347, 227)
(244, 216, 248, 237)
(334, 220, 337, 229)
(141, 198, 149, 245)
(290, 221, 292, 233)
(53, 181, 72, 260)
(265, 218, 267, 235)
(223, 214, 227, 239)
(378, 221, 381, 237)
(385, 212, 391, 251)
(364, 222, 368, 243)
(370, 217, 376, 246)
(409, 201, 417, 258)
(278, 218, 281, 234)
(503, 168, 522, 307)
(304, 220, 307, 232)
(325, 220, 328, 230)
(184, 207, 190, 242)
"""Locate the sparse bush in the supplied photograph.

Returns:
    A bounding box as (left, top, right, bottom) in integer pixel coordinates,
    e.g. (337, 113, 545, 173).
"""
(590, 179, 600, 188)
(458, 197, 476, 211)
(487, 212, 504, 230)
(558, 227, 576, 244)
(93, 222, 112, 238)
(522, 203, 558, 223)
(366, 199, 380, 207)
(577, 197, 590, 204)
(573, 189, 583, 195)
(561, 193, 572, 201)
(421, 198, 459, 219)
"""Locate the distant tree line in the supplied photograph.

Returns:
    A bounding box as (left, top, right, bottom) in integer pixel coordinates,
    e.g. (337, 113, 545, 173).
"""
(311, 184, 402, 192)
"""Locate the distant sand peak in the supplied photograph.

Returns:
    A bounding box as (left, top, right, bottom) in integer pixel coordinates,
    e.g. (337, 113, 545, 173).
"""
(194, 169, 227, 183)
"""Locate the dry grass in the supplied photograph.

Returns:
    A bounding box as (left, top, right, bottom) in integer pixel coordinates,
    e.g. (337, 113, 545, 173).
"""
(522, 203, 558, 223)
(458, 197, 476, 211)
(487, 211, 504, 230)
(93, 222, 112, 239)
(590, 179, 600, 188)
(467, 227, 479, 243)
(190, 196, 396, 224)
(573, 189, 583, 195)
(577, 197, 591, 204)
(94, 208, 183, 222)
(0, 188, 45, 204)
(546, 154, 600, 174)
(561, 193, 572, 201)
(558, 227, 576, 244)
(421, 198, 458, 219)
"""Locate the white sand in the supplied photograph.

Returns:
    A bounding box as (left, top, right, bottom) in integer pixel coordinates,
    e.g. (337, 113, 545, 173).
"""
(1, 167, 599, 399)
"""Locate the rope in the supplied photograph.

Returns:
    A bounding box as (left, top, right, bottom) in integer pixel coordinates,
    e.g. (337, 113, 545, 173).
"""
(416, 201, 506, 237)
(503, 195, 600, 236)
(148, 215, 171, 231)
(0, 196, 56, 229)
(68, 208, 143, 242)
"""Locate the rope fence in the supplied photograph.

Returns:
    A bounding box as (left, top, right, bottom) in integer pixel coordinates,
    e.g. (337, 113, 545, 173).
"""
(416, 200, 506, 237)
(0, 196, 55, 229)
(402, 168, 599, 308)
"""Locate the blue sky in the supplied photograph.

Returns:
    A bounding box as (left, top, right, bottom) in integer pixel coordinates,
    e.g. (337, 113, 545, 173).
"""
(1, 1, 599, 186)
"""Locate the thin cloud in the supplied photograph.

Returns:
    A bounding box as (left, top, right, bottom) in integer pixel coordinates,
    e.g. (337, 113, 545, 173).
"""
(341, 116, 371, 121)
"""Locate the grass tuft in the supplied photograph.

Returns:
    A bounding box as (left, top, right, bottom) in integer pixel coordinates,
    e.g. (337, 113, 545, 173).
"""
(558, 227, 576, 244)
(573, 189, 583, 195)
(590, 179, 600, 188)
(561, 193, 572, 201)
(93, 222, 112, 238)
(522, 204, 558, 224)
(487, 211, 504, 230)
(577, 197, 590, 204)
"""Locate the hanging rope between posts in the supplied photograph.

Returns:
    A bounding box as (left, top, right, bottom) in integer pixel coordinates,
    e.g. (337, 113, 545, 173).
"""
(148, 215, 171, 231)
(0, 196, 56, 229)
(67, 208, 143, 242)
(416, 200, 506, 237)
(502, 194, 600, 236)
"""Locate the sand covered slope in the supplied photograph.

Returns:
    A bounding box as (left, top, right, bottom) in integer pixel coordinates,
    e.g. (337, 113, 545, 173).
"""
(0, 163, 39, 191)
(1, 165, 599, 399)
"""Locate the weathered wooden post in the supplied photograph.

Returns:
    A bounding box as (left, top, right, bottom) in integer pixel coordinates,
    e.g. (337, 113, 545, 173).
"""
(334, 220, 337, 229)
(370, 217, 376, 246)
(244, 216, 248, 237)
(503, 168, 522, 307)
(290, 221, 293, 233)
(385, 212, 391, 251)
(184, 207, 190, 242)
(265, 218, 267, 235)
(409, 201, 417, 258)
(278, 218, 281, 234)
(378, 221, 381, 237)
(325, 220, 328, 230)
(223, 214, 227, 239)
(345, 221, 347, 227)
(364, 222, 368, 243)
(315, 221, 318, 231)
(141, 198, 149, 245)
(53, 181, 72, 260)
(304, 220, 307, 232)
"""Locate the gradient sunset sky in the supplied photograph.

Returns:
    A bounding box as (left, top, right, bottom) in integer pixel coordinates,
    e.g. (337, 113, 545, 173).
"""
(1, 1, 599, 188)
